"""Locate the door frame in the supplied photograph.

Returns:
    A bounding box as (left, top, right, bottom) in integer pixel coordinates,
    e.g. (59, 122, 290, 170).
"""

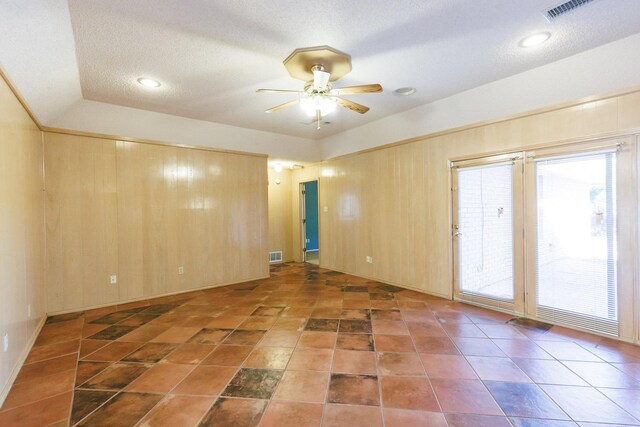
(300, 180, 320, 263)
(451, 152, 526, 315)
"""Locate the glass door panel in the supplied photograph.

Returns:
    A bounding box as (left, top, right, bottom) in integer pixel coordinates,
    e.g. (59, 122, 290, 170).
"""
(534, 152, 617, 334)
(455, 162, 515, 303)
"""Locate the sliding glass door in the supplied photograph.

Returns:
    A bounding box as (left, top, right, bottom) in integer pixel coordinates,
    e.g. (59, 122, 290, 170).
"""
(452, 139, 632, 337)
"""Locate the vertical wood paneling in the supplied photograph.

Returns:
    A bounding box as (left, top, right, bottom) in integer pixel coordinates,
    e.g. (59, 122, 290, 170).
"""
(0, 76, 45, 403)
(320, 90, 640, 306)
(268, 169, 293, 261)
(45, 135, 268, 313)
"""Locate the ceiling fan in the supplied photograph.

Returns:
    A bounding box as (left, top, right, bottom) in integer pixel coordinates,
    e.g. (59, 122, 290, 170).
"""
(257, 46, 382, 129)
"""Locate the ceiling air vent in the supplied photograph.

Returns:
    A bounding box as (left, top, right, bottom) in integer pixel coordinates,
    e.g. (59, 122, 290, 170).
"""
(544, 0, 597, 21)
(269, 251, 283, 263)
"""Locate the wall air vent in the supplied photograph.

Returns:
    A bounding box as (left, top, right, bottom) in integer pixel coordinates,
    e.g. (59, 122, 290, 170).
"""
(269, 251, 283, 263)
(544, 0, 597, 21)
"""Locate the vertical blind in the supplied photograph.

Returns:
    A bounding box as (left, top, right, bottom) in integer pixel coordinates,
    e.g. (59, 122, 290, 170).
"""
(534, 151, 618, 336)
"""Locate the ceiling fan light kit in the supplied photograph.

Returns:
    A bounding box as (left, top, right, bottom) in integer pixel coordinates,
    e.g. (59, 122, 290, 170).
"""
(258, 45, 382, 129)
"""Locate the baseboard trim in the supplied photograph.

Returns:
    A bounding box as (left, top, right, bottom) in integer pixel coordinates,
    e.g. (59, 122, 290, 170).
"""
(47, 275, 271, 316)
(0, 316, 47, 408)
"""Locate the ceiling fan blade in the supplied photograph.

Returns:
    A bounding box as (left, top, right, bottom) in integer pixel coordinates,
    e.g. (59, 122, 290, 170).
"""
(334, 84, 383, 95)
(313, 69, 330, 91)
(257, 88, 303, 94)
(335, 98, 370, 114)
(265, 99, 299, 113)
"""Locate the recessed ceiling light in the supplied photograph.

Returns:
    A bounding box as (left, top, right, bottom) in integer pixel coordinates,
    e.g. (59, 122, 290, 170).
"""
(519, 32, 551, 48)
(137, 77, 161, 88)
(394, 87, 416, 96)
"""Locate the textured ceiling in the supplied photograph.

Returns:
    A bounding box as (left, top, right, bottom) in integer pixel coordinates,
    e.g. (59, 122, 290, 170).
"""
(66, 0, 640, 139)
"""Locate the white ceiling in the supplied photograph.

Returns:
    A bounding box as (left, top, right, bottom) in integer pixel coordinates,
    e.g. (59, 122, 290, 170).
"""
(0, 0, 639, 156)
(64, 0, 640, 139)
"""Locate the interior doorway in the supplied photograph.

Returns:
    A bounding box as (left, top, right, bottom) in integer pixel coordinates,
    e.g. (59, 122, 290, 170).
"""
(301, 180, 319, 265)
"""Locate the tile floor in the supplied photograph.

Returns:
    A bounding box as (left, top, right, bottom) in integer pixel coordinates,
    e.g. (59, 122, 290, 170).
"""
(2, 262, 640, 426)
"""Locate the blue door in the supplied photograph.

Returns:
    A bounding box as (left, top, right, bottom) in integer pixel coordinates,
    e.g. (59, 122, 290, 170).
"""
(304, 181, 319, 251)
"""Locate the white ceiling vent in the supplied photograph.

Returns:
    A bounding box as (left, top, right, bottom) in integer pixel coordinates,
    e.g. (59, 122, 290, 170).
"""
(543, 0, 597, 21)
(269, 251, 283, 263)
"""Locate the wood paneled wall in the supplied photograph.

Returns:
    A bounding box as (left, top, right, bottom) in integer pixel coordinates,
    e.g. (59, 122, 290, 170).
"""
(44, 133, 269, 314)
(0, 76, 45, 403)
(319, 91, 640, 304)
(268, 168, 293, 262)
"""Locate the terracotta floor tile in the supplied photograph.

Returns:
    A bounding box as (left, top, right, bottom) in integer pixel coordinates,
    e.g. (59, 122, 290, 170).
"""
(377, 352, 425, 376)
(1, 368, 75, 410)
(243, 346, 293, 369)
(74, 360, 111, 386)
(444, 413, 512, 427)
(24, 339, 79, 364)
(117, 313, 160, 327)
(238, 316, 277, 330)
(374, 334, 414, 352)
(430, 378, 503, 415)
(406, 321, 448, 337)
(541, 384, 639, 424)
(372, 319, 409, 335)
(287, 348, 333, 371)
(512, 358, 589, 385)
(81, 341, 142, 361)
(79, 362, 150, 390)
(371, 309, 402, 321)
(332, 349, 377, 374)
(82, 323, 109, 339)
(258, 330, 301, 347)
(563, 361, 640, 388)
(87, 325, 138, 341)
(173, 366, 237, 396)
(336, 333, 374, 351)
(327, 373, 380, 406)
(305, 318, 340, 332)
(198, 397, 267, 427)
(200, 344, 253, 367)
(485, 381, 570, 419)
(261, 401, 323, 427)
(421, 354, 478, 379)
(467, 356, 532, 382)
(252, 306, 285, 317)
(380, 376, 439, 411)
(342, 300, 370, 309)
(137, 394, 215, 427)
(535, 341, 603, 362)
(492, 338, 553, 359)
(70, 389, 117, 425)
(150, 326, 203, 344)
(598, 387, 640, 420)
(383, 408, 447, 427)
(0, 391, 72, 427)
(185, 328, 232, 345)
(79, 339, 110, 358)
(89, 311, 135, 324)
(340, 309, 371, 320)
(311, 308, 342, 319)
(126, 363, 193, 393)
(116, 323, 170, 342)
(206, 315, 247, 329)
(34, 319, 83, 347)
(15, 353, 77, 384)
(339, 319, 372, 334)
(75, 391, 162, 426)
(272, 317, 308, 331)
(281, 307, 314, 318)
(298, 331, 337, 349)
(222, 368, 283, 399)
(273, 370, 330, 403)
(413, 336, 460, 354)
(452, 337, 506, 357)
(443, 323, 487, 338)
(613, 362, 640, 381)
(322, 404, 383, 427)
(223, 330, 266, 345)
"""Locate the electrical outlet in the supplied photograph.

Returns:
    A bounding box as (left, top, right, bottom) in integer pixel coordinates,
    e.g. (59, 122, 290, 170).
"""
(305, 238, 310, 243)
(110, 275, 117, 285)
(366, 256, 373, 264)
(178, 266, 184, 275)
(323, 206, 328, 213)
(3, 333, 8, 352)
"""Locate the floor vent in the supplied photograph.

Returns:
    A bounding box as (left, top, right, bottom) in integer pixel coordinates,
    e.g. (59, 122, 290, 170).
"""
(507, 317, 553, 332)
(544, 0, 597, 21)
(269, 251, 283, 263)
